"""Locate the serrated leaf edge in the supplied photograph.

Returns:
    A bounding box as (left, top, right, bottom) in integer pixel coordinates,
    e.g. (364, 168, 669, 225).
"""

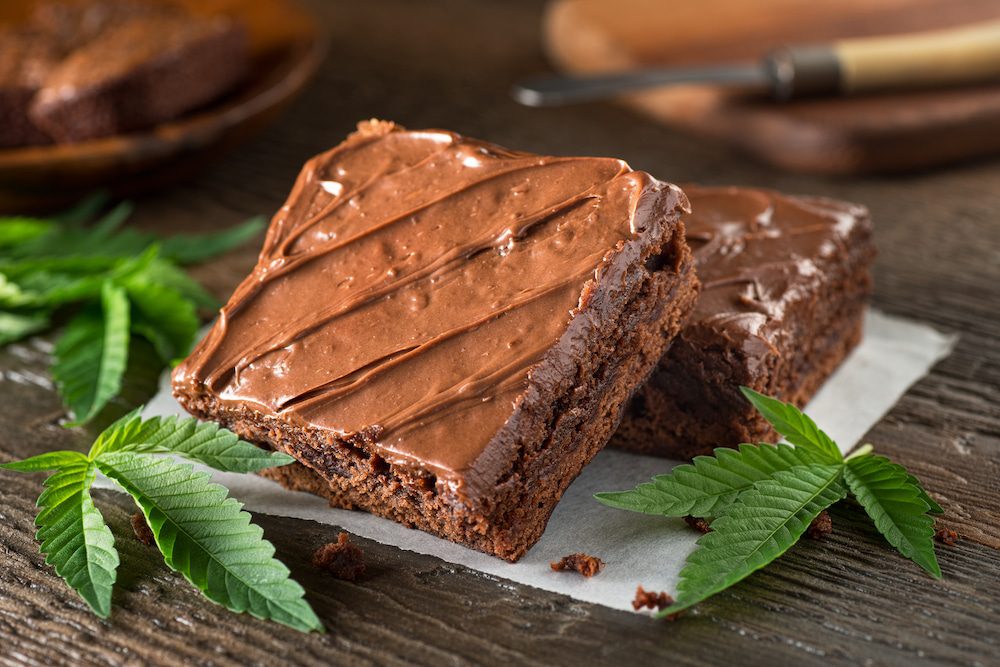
(595, 442, 819, 518)
(740, 387, 842, 464)
(35, 459, 119, 617)
(94, 452, 323, 632)
(844, 455, 941, 578)
(661, 464, 846, 617)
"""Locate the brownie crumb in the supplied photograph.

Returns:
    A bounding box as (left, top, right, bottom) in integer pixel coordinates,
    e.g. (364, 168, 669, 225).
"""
(632, 585, 674, 612)
(683, 515, 711, 534)
(934, 526, 959, 546)
(130, 512, 155, 547)
(312, 532, 366, 581)
(806, 510, 833, 540)
(550, 553, 605, 577)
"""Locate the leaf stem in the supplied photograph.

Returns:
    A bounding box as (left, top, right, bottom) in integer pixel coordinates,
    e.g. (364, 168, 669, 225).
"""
(845, 443, 874, 461)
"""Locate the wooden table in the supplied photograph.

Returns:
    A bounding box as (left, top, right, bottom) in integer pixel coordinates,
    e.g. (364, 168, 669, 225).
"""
(2, 1, 998, 665)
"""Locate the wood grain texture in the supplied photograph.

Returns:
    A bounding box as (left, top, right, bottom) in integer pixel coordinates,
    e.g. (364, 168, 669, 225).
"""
(544, 0, 1000, 174)
(2, 0, 999, 664)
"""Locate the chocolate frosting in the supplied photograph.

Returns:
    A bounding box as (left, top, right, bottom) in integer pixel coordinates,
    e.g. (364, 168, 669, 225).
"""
(681, 185, 869, 366)
(173, 121, 685, 497)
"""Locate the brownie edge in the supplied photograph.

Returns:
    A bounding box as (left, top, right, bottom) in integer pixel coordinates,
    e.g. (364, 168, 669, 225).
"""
(173, 120, 699, 561)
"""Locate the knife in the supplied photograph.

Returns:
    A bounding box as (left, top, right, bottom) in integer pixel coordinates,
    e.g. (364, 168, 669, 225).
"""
(512, 19, 1000, 106)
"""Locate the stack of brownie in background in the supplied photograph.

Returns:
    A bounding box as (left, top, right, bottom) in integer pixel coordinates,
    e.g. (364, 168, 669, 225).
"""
(172, 120, 876, 562)
(613, 185, 875, 459)
(0, 0, 247, 147)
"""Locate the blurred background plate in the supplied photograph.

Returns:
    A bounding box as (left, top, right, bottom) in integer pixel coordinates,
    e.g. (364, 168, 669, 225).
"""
(545, 0, 1000, 174)
(0, 0, 326, 213)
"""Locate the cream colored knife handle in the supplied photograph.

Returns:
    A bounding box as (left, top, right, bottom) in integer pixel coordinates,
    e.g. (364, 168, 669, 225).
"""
(838, 19, 1000, 93)
(768, 20, 1000, 100)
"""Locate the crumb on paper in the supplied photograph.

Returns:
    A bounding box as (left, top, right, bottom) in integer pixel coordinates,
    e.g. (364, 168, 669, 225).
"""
(632, 585, 681, 621)
(550, 553, 605, 577)
(312, 532, 366, 581)
(683, 515, 711, 534)
(131, 512, 155, 547)
(806, 510, 833, 540)
(934, 526, 959, 546)
(632, 585, 673, 611)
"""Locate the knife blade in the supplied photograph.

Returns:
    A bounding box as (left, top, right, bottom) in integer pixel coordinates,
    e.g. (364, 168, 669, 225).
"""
(512, 19, 1000, 106)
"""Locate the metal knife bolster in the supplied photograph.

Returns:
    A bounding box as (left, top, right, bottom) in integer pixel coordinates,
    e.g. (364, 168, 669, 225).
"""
(765, 46, 842, 101)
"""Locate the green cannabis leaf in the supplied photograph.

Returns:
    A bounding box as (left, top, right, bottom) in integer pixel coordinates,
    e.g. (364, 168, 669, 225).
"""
(739, 387, 843, 464)
(597, 387, 944, 618)
(4, 450, 118, 617)
(0, 311, 48, 345)
(907, 472, 945, 515)
(122, 278, 199, 364)
(158, 216, 266, 264)
(595, 442, 818, 518)
(96, 453, 321, 632)
(0, 217, 52, 247)
(844, 455, 941, 577)
(668, 464, 846, 614)
(0, 195, 265, 426)
(37, 457, 119, 617)
(0, 412, 318, 631)
(52, 282, 131, 427)
(91, 410, 293, 473)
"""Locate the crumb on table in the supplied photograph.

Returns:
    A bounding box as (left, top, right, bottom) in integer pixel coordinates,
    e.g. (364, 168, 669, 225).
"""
(312, 532, 366, 581)
(935, 526, 959, 546)
(550, 553, 605, 577)
(806, 510, 833, 540)
(131, 511, 155, 547)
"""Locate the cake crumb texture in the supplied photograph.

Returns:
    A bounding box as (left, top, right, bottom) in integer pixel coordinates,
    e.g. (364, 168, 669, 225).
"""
(313, 532, 366, 581)
(550, 553, 605, 577)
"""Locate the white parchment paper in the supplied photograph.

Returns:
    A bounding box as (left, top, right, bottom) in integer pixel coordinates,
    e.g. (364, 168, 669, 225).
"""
(118, 309, 955, 612)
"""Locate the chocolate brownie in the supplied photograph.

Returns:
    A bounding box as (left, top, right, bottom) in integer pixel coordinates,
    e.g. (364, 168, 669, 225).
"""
(29, 10, 247, 143)
(612, 185, 875, 459)
(0, 28, 58, 148)
(30, 0, 172, 51)
(173, 120, 699, 561)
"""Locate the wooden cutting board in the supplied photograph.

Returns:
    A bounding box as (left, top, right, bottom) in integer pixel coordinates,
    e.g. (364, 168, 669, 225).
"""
(544, 0, 1000, 174)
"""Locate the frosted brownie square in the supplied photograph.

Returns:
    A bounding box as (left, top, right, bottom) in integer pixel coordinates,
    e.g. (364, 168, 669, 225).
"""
(173, 121, 699, 560)
(612, 185, 875, 459)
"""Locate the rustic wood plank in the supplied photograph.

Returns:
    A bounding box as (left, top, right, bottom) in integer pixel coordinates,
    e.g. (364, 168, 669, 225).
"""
(2, 0, 999, 664)
(2, 467, 998, 667)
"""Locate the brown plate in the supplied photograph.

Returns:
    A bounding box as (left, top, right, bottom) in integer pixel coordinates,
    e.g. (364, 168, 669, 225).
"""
(0, 0, 326, 213)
